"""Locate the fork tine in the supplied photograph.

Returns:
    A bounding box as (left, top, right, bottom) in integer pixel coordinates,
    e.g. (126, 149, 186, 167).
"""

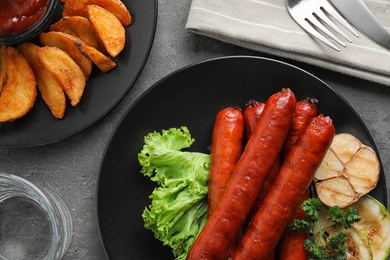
(296, 17, 341, 51)
(321, 1, 359, 38)
(306, 15, 346, 48)
(315, 9, 352, 42)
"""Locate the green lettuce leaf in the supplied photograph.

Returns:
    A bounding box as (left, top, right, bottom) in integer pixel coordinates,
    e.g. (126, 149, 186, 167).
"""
(138, 127, 210, 259)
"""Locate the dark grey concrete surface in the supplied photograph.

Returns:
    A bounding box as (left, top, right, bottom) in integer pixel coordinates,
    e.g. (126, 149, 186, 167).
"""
(0, 0, 389, 259)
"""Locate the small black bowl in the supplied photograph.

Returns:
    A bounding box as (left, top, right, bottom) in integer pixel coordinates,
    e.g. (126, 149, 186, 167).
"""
(0, 0, 59, 45)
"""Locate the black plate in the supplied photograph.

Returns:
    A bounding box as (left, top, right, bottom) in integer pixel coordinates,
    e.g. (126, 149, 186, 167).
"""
(97, 56, 387, 259)
(0, 0, 157, 148)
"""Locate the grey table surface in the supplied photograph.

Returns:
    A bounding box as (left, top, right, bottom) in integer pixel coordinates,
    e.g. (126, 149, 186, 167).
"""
(1, 0, 389, 259)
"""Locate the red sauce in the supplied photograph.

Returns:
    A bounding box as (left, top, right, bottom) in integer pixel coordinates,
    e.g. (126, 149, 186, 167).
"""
(0, 0, 49, 36)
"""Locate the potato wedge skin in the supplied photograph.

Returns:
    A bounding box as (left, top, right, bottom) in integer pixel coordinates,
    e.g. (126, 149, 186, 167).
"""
(73, 38, 117, 73)
(40, 31, 93, 79)
(63, 0, 132, 26)
(37, 46, 86, 107)
(87, 5, 125, 58)
(0, 46, 37, 122)
(50, 16, 106, 53)
(19, 43, 66, 119)
(87, 5, 126, 57)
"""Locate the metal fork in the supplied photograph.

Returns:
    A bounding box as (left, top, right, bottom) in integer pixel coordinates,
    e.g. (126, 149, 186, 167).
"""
(286, 0, 359, 51)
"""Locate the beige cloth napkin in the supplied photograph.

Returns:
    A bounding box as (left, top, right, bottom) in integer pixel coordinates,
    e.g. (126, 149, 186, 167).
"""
(186, 0, 390, 86)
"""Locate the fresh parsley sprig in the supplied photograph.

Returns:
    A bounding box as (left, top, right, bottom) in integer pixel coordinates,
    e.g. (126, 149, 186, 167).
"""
(291, 198, 361, 260)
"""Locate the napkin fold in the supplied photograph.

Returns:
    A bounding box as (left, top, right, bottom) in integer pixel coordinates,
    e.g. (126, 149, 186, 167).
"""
(186, 0, 390, 86)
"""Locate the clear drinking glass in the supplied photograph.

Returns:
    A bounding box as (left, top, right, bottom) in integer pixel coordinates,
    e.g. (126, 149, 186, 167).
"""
(0, 172, 72, 260)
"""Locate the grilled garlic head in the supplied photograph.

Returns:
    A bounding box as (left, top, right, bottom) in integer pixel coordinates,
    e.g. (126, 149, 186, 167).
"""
(314, 133, 380, 208)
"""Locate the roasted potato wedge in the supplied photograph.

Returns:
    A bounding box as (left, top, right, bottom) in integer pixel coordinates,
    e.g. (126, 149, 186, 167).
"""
(19, 43, 66, 119)
(50, 16, 106, 53)
(40, 31, 93, 78)
(37, 46, 86, 107)
(47, 32, 116, 73)
(0, 45, 7, 94)
(62, 0, 132, 26)
(87, 5, 125, 57)
(71, 36, 117, 73)
(76, 41, 117, 73)
(0, 46, 37, 122)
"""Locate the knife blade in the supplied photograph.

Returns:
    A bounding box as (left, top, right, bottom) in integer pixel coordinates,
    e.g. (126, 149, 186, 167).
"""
(329, 0, 390, 51)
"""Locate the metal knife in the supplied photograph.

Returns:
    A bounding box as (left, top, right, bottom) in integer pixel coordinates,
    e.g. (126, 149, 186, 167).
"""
(329, 0, 390, 51)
